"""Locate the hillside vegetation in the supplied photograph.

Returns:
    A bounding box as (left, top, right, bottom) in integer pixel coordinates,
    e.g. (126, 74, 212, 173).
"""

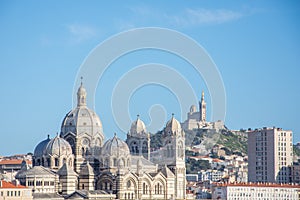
(151, 128, 248, 156)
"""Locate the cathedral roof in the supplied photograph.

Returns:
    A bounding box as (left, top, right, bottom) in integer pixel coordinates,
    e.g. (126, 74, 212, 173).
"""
(101, 134, 130, 157)
(131, 155, 155, 167)
(44, 135, 73, 157)
(16, 166, 56, 179)
(130, 115, 147, 136)
(57, 163, 77, 176)
(33, 135, 51, 158)
(160, 165, 175, 178)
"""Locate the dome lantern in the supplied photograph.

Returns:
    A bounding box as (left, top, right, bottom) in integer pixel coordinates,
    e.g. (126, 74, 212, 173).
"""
(77, 77, 87, 107)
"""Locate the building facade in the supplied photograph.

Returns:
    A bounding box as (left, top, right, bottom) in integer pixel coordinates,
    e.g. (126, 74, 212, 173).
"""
(212, 182, 300, 200)
(248, 127, 293, 183)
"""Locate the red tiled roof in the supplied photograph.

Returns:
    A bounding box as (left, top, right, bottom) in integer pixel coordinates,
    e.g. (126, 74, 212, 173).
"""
(0, 159, 32, 165)
(0, 180, 27, 189)
(212, 159, 222, 163)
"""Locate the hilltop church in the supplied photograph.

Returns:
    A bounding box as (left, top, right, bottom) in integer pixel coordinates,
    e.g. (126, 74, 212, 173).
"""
(16, 82, 186, 200)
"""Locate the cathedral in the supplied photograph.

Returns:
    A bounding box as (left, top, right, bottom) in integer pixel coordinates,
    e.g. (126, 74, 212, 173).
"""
(181, 91, 225, 131)
(15, 81, 186, 200)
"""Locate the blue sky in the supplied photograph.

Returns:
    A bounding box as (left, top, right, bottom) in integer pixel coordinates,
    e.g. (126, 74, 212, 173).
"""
(0, 1, 299, 155)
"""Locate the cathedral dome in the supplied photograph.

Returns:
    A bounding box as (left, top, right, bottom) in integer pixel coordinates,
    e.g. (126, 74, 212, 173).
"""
(190, 105, 197, 113)
(34, 135, 51, 158)
(44, 135, 73, 157)
(130, 115, 147, 136)
(61, 106, 104, 138)
(101, 134, 130, 157)
(165, 114, 182, 133)
(60, 82, 104, 146)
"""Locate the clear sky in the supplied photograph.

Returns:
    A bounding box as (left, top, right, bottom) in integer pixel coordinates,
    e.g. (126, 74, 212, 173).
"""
(0, 1, 299, 155)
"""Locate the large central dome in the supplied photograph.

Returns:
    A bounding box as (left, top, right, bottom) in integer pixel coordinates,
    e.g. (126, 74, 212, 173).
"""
(60, 82, 104, 145)
(61, 106, 104, 138)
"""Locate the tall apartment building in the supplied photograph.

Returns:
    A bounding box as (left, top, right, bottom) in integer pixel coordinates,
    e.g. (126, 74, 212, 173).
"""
(248, 127, 293, 183)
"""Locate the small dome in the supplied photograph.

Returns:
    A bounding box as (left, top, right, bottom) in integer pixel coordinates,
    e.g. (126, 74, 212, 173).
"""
(44, 135, 73, 157)
(34, 135, 51, 158)
(190, 105, 197, 113)
(101, 134, 130, 157)
(165, 114, 182, 135)
(130, 115, 147, 136)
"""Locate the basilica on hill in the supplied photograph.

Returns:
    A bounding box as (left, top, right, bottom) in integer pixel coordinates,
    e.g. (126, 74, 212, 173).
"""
(15, 81, 186, 200)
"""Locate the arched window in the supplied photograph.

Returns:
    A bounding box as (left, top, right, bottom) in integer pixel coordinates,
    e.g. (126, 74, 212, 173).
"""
(155, 183, 162, 194)
(159, 185, 163, 194)
(105, 158, 109, 167)
(142, 142, 148, 153)
(55, 158, 59, 167)
(68, 159, 72, 167)
(66, 137, 75, 154)
(82, 147, 85, 156)
(130, 141, 138, 154)
(113, 158, 117, 166)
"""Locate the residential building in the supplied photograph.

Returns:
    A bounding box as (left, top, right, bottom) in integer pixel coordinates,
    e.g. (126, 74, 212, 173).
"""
(248, 127, 293, 183)
(0, 159, 32, 173)
(0, 180, 33, 200)
(186, 174, 199, 182)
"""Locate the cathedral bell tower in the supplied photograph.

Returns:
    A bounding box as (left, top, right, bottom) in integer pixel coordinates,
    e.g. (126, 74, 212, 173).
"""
(162, 114, 186, 199)
(199, 91, 206, 122)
